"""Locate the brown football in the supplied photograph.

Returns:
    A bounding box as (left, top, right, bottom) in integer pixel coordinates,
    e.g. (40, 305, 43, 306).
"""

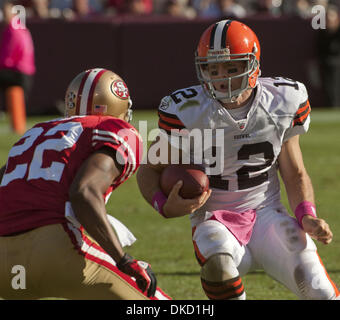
(160, 164, 209, 199)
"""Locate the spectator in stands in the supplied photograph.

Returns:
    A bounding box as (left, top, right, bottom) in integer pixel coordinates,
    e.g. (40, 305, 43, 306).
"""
(0, 0, 35, 134)
(292, 0, 313, 18)
(48, 0, 103, 19)
(253, 0, 283, 16)
(163, 0, 196, 18)
(218, 0, 247, 18)
(164, 0, 183, 16)
(316, 4, 340, 107)
(192, 0, 221, 18)
(73, 0, 91, 17)
(105, 0, 153, 15)
(48, 0, 73, 18)
(17, 0, 49, 18)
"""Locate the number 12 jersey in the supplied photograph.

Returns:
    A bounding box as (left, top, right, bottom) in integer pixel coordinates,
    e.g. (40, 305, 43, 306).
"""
(157, 77, 311, 225)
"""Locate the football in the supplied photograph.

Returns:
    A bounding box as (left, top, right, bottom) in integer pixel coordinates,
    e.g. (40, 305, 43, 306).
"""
(160, 164, 209, 199)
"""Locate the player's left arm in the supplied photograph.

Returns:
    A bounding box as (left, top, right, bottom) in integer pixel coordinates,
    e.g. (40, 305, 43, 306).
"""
(70, 138, 157, 297)
(69, 147, 127, 262)
(278, 135, 333, 244)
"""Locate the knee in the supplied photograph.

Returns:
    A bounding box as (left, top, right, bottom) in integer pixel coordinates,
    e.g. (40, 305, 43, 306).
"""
(200, 253, 245, 300)
(294, 262, 339, 300)
(201, 253, 236, 282)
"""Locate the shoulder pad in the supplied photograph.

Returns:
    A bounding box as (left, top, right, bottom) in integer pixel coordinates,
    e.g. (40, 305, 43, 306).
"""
(158, 86, 202, 133)
(260, 77, 309, 115)
(159, 86, 201, 113)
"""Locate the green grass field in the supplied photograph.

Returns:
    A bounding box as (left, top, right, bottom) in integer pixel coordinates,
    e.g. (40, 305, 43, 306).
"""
(0, 109, 339, 300)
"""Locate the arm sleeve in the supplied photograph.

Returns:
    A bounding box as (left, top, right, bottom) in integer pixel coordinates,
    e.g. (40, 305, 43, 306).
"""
(283, 83, 311, 142)
(157, 96, 189, 151)
(91, 118, 142, 184)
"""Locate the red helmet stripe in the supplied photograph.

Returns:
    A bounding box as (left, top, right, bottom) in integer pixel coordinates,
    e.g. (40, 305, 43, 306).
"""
(86, 69, 107, 115)
(75, 69, 91, 115)
(79, 68, 105, 115)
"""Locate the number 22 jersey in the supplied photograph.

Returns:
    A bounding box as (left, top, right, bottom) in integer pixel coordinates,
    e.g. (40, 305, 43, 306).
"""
(0, 116, 142, 236)
(158, 77, 311, 225)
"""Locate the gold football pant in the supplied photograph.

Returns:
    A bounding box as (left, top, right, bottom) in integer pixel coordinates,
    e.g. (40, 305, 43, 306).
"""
(0, 223, 169, 300)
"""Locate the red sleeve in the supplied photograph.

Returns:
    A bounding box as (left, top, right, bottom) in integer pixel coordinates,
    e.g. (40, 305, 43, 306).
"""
(91, 117, 143, 185)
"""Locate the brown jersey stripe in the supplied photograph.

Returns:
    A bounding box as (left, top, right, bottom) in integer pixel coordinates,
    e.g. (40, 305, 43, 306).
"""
(296, 100, 310, 116)
(158, 119, 186, 132)
(158, 121, 172, 135)
(295, 104, 310, 120)
(159, 113, 185, 126)
(293, 105, 311, 126)
(158, 109, 182, 120)
(158, 117, 185, 130)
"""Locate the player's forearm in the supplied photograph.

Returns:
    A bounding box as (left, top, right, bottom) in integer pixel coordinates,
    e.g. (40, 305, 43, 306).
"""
(278, 136, 315, 212)
(137, 164, 163, 204)
(283, 171, 315, 212)
(70, 188, 125, 263)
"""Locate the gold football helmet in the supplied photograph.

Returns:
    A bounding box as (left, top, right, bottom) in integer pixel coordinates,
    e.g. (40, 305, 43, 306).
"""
(65, 68, 133, 122)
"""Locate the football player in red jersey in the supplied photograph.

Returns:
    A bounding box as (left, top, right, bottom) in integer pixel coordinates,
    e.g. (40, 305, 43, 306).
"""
(0, 68, 170, 300)
(137, 20, 339, 300)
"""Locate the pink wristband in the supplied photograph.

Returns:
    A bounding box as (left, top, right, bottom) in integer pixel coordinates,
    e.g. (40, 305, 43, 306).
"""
(152, 191, 168, 218)
(294, 201, 317, 228)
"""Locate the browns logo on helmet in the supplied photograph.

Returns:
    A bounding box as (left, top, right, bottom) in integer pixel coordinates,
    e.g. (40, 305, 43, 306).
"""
(195, 20, 261, 103)
(65, 68, 133, 122)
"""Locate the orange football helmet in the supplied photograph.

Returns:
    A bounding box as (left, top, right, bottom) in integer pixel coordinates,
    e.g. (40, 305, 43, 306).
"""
(65, 68, 133, 122)
(195, 20, 261, 103)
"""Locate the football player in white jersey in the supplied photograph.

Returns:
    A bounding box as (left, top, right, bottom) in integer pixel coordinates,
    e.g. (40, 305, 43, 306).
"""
(137, 20, 339, 300)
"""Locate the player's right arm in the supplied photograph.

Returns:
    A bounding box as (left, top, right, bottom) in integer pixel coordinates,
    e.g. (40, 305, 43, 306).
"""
(137, 138, 211, 218)
(138, 91, 211, 218)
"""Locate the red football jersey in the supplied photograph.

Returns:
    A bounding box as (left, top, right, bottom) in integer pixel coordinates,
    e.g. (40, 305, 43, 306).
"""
(0, 115, 143, 236)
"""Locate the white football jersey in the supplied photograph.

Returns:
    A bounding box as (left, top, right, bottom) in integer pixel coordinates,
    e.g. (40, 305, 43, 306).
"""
(157, 77, 311, 227)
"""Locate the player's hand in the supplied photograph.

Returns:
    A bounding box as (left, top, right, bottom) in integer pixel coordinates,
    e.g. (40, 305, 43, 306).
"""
(163, 180, 212, 218)
(116, 253, 157, 297)
(301, 215, 333, 245)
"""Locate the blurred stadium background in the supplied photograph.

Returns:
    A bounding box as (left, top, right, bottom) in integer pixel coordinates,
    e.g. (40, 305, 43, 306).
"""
(0, 0, 339, 300)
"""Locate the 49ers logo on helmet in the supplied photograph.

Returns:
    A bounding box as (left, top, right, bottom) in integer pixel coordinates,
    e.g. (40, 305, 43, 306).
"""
(111, 80, 129, 100)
